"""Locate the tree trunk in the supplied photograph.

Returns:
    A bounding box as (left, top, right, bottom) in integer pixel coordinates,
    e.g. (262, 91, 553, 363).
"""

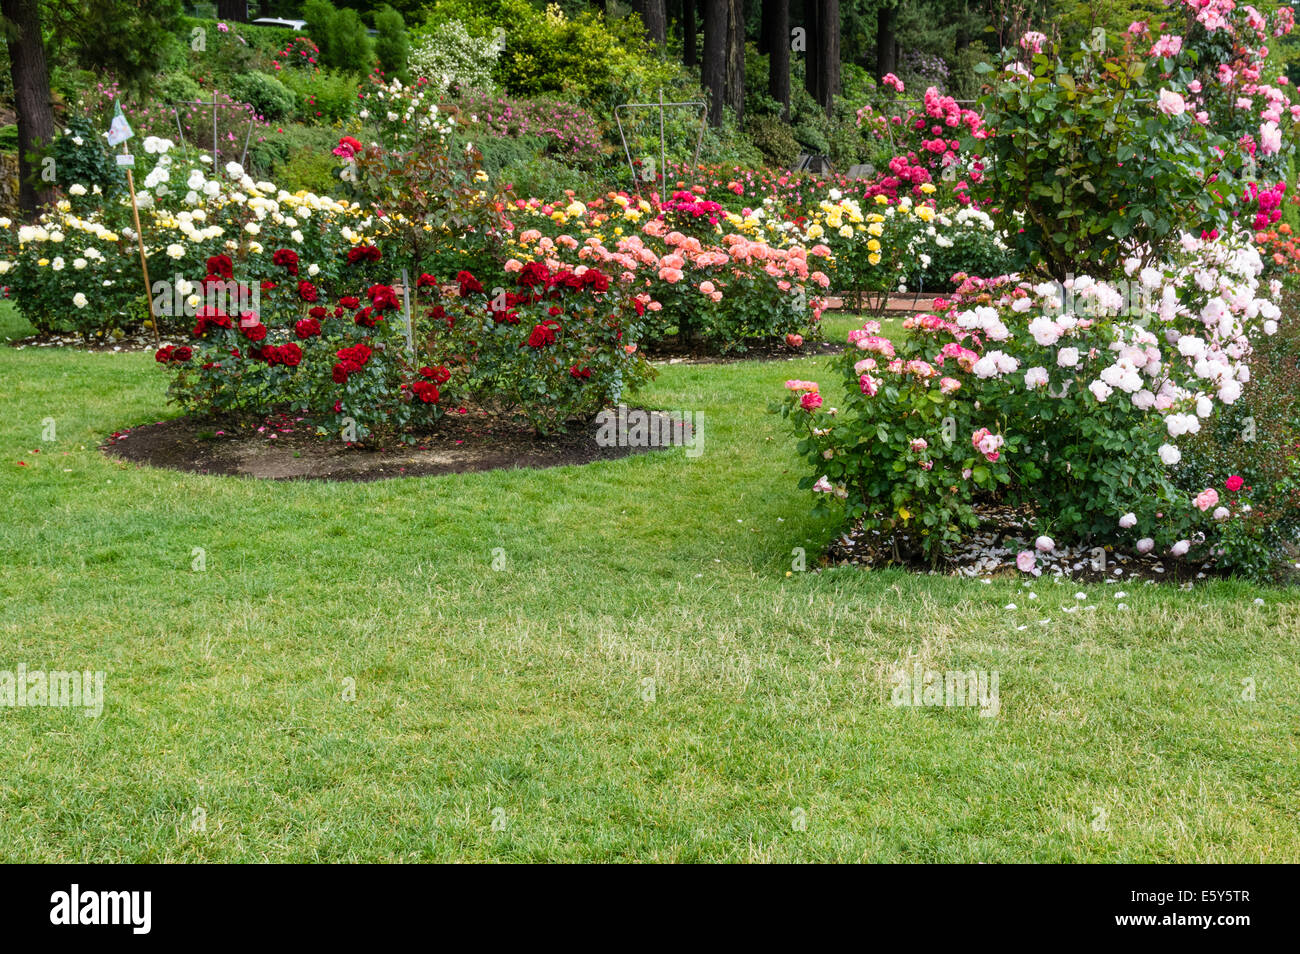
(805, 0, 820, 102)
(702, 0, 726, 127)
(683, 0, 697, 66)
(767, 0, 789, 119)
(2, 0, 56, 218)
(817, 0, 839, 115)
(217, 0, 248, 21)
(876, 2, 898, 80)
(633, 0, 668, 45)
(725, 0, 745, 123)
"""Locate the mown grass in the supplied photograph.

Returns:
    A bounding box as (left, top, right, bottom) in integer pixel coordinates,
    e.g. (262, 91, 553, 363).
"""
(1, 298, 1297, 862)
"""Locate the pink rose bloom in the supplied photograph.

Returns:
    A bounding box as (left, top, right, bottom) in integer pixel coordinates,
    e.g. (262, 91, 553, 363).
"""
(1149, 35, 1183, 57)
(801, 392, 823, 412)
(1260, 121, 1282, 155)
(1170, 540, 1190, 557)
(1136, 538, 1155, 554)
(939, 376, 962, 394)
(859, 374, 880, 397)
(1119, 512, 1137, 529)
(1194, 488, 1220, 511)
(1016, 550, 1037, 572)
(1035, 535, 1055, 552)
(910, 438, 928, 451)
(1225, 474, 1244, 492)
(1157, 89, 1186, 116)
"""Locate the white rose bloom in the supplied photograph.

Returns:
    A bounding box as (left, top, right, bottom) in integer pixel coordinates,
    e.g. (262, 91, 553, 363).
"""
(73, 258, 87, 270)
(72, 292, 88, 308)
(51, 257, 65, 271)
(307, 263, 320, 277)
(68, 183, 88, 196)
(166, 243, 185, 259)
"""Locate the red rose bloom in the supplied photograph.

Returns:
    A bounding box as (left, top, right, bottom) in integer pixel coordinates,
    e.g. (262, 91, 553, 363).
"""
(206, 254, 234, 279)
(272, 249, 300, 275)
(173, 346, 193, 362)
(242, 322, 268, 342)
(261, 279, 277, 292)
(295, 318, 322, 339)
(297, 280, 319, 302)
(582, 268, 611, 292)
(1225, 475, 1244, 492)
(332, 363, 350, 384)
(416, 273, 438, 288)
(308, 306, 327, 319)
(518, 261, 550, 288)
(155, 345, 175, 363)
(526, 320, 560, 348)
(569, 364, 591, 379)
(457, 270, 484, 297)
(339, 296, 361, 309)
(411, 380, 440, 403)
(366, 284, 400, 311)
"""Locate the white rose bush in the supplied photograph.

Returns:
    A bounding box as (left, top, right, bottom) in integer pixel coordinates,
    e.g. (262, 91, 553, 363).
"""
(780, 229, 1280, 570)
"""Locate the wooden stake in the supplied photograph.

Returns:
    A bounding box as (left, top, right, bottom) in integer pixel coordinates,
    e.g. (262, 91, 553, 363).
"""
(121, 146, 159, 344)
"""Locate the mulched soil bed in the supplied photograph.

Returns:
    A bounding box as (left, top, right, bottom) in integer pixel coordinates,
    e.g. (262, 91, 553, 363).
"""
(102, 407, 689, 482)
(823, 502, 1299, 586)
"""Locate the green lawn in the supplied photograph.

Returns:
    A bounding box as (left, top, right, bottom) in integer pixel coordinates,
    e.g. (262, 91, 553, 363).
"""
(1, 298, 1297, 862)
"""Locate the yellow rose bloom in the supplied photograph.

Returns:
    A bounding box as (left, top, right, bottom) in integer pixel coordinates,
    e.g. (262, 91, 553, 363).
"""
(868, 252, 882, 265)
(867, 238, 881, 252)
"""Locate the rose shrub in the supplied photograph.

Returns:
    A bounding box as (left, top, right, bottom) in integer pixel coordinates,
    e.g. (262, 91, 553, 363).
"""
(779, 231, 1281, 571)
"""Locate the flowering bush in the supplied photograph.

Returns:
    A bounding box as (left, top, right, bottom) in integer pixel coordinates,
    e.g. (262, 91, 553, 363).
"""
(408, 19, 500, 95)
(0, 144, 369, 336)
(424, 262, 653, 433)
(504, 191, 831, 352)
(977, 9, 1296, 278)
(779, 231, 1282, 569)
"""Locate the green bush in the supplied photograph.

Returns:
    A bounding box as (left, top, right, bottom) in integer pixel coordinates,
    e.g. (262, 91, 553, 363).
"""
(279, 69, 359, 125)
(304, 0, 375, 75)
(158, 72, 203, 105)
(228, 71, 297, 122)
(372, 4, 410, 83)
(746, 115, 800, 168)
(246, 124, 342, 189)
(497, 157, 600, 200)
(0, 125, 18, 152)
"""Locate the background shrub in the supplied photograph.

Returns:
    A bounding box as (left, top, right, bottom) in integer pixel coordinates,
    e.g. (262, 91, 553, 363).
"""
(304, 0, 375, 75)
(228, 72, 297, 122)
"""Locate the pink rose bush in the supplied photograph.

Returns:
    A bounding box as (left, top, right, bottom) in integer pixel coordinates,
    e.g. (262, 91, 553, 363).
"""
(780, 229, 1280, 564)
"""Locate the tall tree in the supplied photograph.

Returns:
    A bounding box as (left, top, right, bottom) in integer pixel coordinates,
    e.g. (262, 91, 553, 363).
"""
(631, 0, 668, 46)
(2, 0, 55, 217)
(805, 0, 821, 103)
(724, 0, 745, 122)
(764, 0, 789, 119)
(876, 1, 899, 80)
(816, 0, 840, 113)
(682, 0, 697, 67)
(702, 0, 727, 126)
(217, 0, 247, 21)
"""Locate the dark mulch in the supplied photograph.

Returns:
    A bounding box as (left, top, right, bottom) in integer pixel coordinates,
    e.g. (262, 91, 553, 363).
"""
(101, 407, 690, 482)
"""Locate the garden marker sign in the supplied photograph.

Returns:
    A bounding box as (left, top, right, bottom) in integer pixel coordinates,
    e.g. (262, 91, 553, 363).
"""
(106, 102, 159, 343)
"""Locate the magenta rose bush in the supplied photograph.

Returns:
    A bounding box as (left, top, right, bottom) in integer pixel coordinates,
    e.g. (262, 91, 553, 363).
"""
(778, 231, 1280, 570)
